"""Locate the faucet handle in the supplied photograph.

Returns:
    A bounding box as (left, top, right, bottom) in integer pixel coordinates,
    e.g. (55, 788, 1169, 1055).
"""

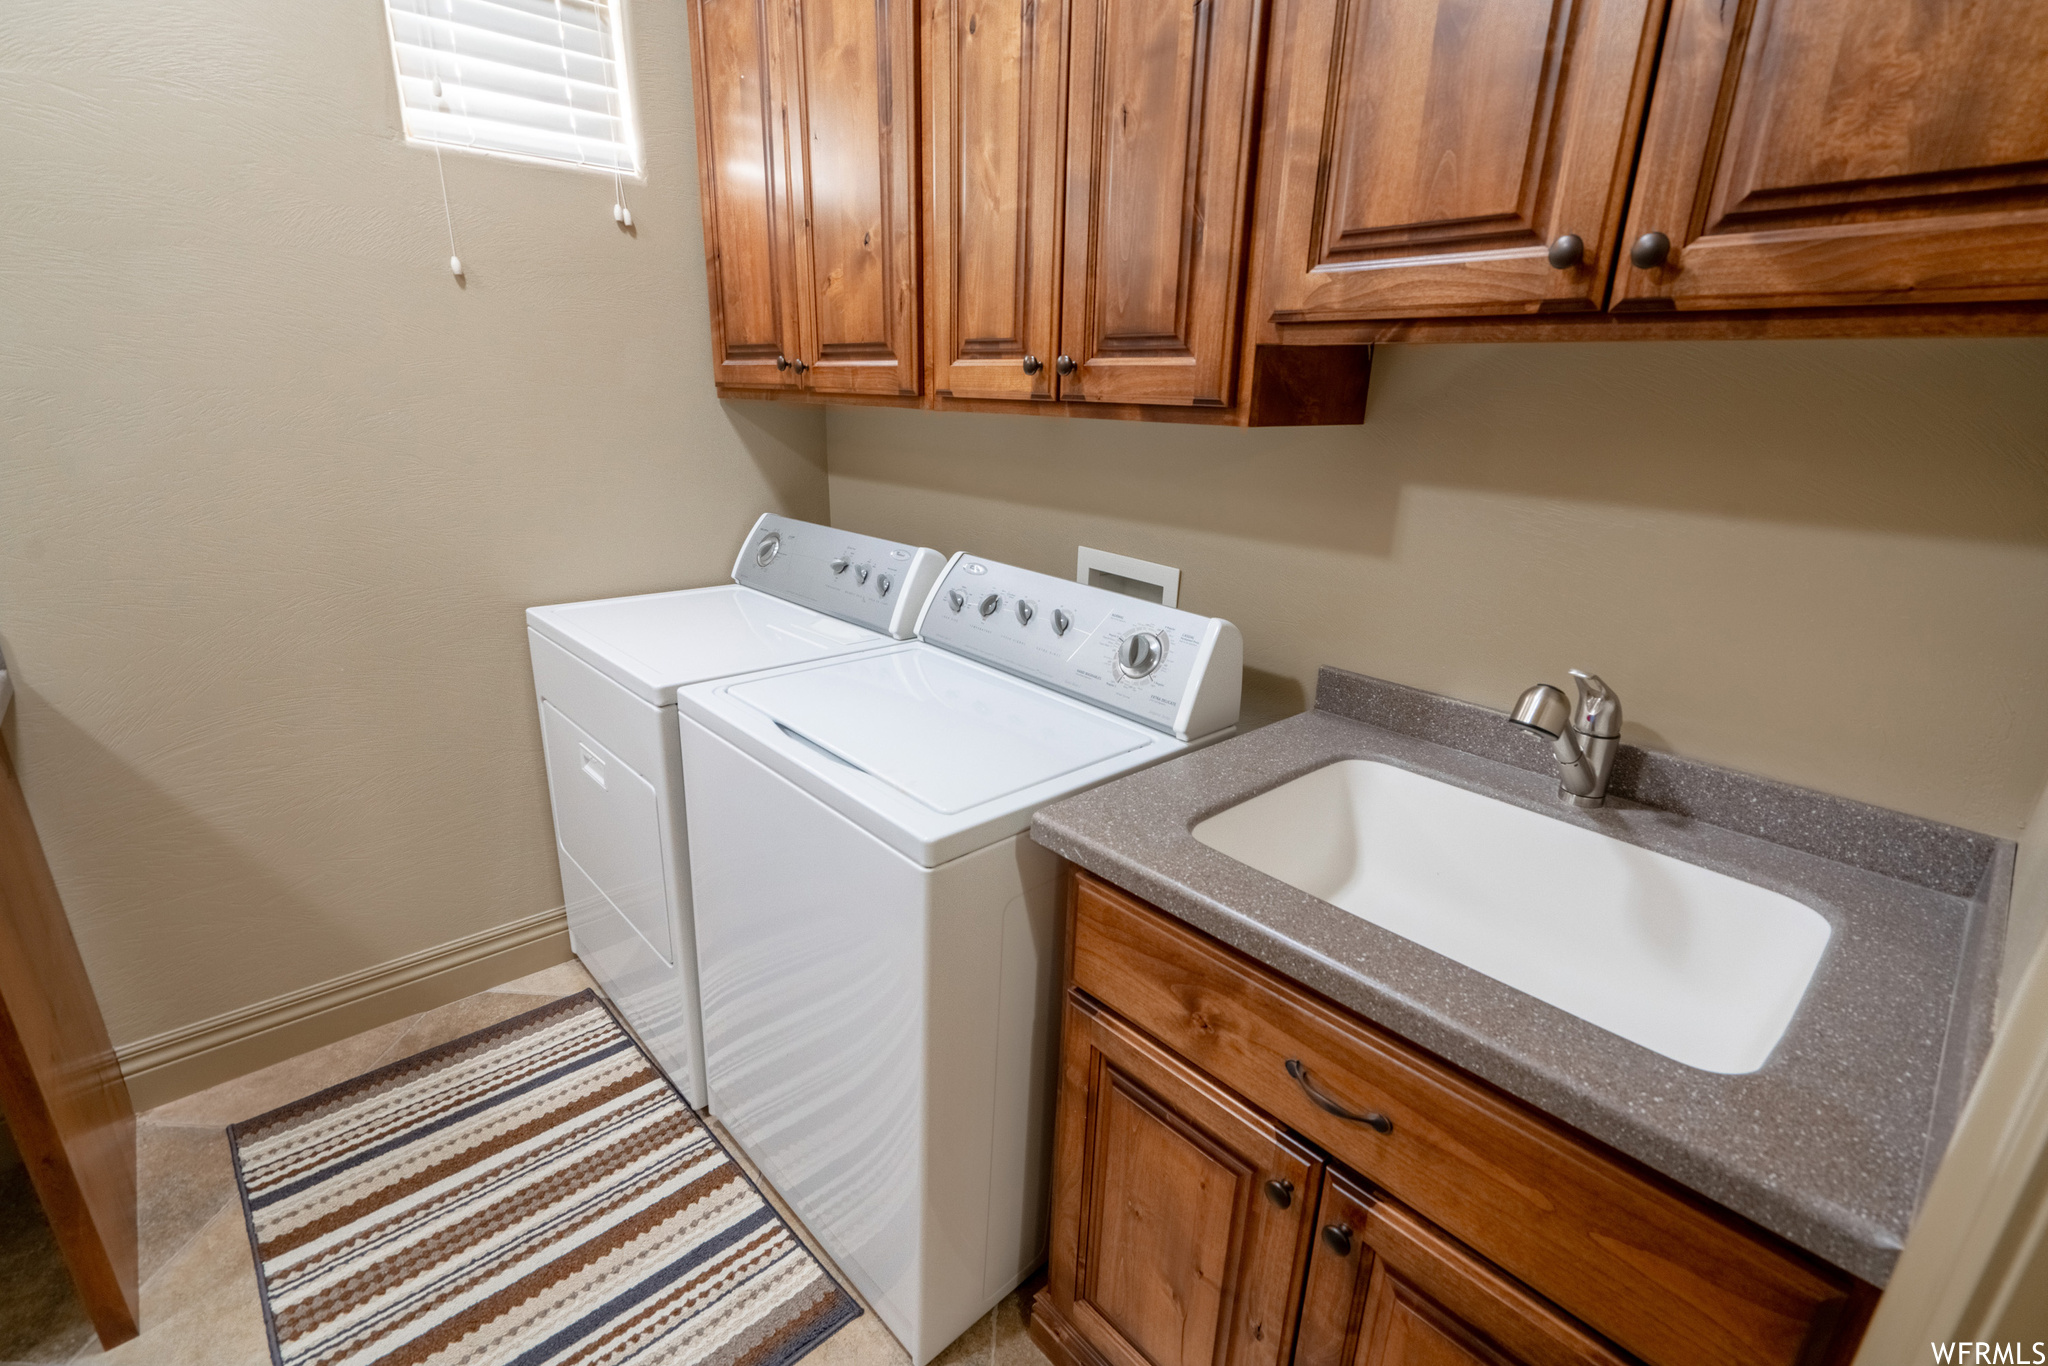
(1568, 671, 1621, 738)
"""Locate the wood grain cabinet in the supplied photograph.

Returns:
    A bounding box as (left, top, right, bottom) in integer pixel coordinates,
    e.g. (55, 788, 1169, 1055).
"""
(1249, 0, 1663, 323)
(1297, 1170, 1631, 1366)
(926, 0, 1271, 410)
(1042, 993, 1320, 1366)
(689, 0, 920, 398)
(1245, 0, 2048, 337)
(1029, 870, 1878, 1366)
(1611, 0, 2048, 313)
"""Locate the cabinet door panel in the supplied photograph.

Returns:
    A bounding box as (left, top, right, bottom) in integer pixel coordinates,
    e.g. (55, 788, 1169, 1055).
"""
(927, 0, 1067, 401)
(1049, 994, 1318, 1366)
(690, 0, 801, 389)
(1614, 0, 2048, 309)
(1248, 0, 1657, 325)
(787, 0, 920, 394)
(1298, 1170, 1630, 1366)
(1058, 0, 1264, 406)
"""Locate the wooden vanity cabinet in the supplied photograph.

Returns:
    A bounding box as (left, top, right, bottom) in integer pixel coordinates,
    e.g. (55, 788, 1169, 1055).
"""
(689, 0, 921, 400)
(1610, 0, 2048, 313)
(1032, 869, 1877, 1366)
(1044, 993, 1322, 1366)
(1297, 1170, 1631, 1366)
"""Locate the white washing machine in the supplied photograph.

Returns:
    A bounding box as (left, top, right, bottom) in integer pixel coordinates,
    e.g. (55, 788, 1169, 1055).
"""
(676, 553, 1242, 1363)
(525, 514, 945, 1105)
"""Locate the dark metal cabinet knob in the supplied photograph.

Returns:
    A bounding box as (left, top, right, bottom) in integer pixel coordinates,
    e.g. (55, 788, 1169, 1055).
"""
(1630, 231, 1672, 269)
(1546, 234, 1584, 269)
(1263, 1178, 1294, 1210)
(775, 354, 791, 372)
(1321, 1224, 1355, 1257)
(791, 357, 810, 374)
(1021, 355, 1043, 376)
(1055, 355, 1076, 376)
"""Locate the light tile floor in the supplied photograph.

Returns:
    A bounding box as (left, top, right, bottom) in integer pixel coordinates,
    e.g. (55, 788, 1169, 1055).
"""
(0, 962, 1048, 1366)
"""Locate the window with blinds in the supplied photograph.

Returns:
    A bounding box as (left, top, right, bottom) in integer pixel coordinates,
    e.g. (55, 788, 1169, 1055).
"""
(383, 0, 639, 174)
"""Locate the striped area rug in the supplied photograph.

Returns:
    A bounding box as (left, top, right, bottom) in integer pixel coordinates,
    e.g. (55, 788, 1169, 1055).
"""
(227, 990, 860, 1366)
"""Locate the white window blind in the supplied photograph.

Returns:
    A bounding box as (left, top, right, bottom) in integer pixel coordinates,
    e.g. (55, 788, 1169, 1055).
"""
(384, 0, 639, 174)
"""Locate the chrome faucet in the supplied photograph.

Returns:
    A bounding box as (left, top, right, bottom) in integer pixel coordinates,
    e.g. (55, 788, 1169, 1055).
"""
(1510, 671, 1622, 807)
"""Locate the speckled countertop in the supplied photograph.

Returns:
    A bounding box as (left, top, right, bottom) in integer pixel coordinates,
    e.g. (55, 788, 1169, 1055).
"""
(1031, 667, 2011, 1286)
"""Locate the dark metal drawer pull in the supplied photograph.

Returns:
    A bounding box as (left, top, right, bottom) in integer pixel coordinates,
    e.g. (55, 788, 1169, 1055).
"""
(1264, 1178, 1294, 1209)
(1322, 1223, 1355, 1257)
(1286, 1059, 1393, 1134)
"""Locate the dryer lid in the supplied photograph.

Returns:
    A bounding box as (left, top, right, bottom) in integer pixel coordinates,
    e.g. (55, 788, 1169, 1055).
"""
(529, 585, 888, 703)
(725, 648, 1153, 814)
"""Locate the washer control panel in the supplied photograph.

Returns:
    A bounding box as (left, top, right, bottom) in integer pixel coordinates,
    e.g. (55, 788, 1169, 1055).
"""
(916, 553, 1241, 737)
(730, 514, 945, 639)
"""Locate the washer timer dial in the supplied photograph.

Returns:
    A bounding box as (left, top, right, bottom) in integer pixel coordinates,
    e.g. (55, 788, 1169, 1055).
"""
(1116, 630, 1166, 680)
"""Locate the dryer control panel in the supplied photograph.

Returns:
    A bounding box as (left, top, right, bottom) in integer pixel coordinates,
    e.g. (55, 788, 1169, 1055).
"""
(915, 553, 1243, 739)
(731, 514, 945, 639)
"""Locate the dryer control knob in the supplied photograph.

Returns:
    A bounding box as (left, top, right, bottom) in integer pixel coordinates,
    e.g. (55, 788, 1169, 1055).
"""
(1016, 600, 1035, 625)
(829, 558, 849, 575)
(949, 590, 965, 612)
(755, 534, 781, 567)
(980, 593, 1001, 617)
(1053, 609, 1071, 636)
(877, 573, 892, 597)
(855, 564, 870, 585)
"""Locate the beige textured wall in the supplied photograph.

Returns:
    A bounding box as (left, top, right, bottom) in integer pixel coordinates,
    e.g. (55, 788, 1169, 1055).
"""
(828, 340, 2048, 846)
(0, 0, 826, 1049)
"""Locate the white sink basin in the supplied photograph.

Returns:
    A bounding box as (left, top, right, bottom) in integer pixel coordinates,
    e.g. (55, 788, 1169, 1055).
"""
(1191, 760, 1832, 1074)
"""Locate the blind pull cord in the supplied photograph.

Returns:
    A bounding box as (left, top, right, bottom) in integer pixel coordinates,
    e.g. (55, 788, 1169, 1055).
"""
(434, 142, 461, 278)
(613, 171, 632, 227)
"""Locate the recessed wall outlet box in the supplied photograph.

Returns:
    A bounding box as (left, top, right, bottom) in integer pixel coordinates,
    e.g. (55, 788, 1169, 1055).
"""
(1077, 547, 1180, 607)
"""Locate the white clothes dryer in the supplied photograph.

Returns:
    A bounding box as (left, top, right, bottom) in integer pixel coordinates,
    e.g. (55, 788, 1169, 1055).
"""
(676, 553, 1242, 1363)
(526, 515, 944, 1105)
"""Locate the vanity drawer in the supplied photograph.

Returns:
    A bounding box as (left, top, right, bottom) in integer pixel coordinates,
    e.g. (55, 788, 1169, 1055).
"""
(1067, 871, 1861, 1366)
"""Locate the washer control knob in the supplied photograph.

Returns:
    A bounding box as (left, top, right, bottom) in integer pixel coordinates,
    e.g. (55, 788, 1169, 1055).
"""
(829, 558, 849, 575)
(755, 534, 781, 567)
(949, 590, 965, 612)
(1053, 609, 1071, 637)
(1016, 600, 1035, 626)
(877, 573, 892, 597)
(980, 593, 1002, 617)
(1117, 631, 1164, 679)
(854, 564, 870, 585)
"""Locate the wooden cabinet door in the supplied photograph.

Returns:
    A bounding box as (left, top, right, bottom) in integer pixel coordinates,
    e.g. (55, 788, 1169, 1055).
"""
(1048, 992, 1319, 1366)
(1298, 1170, 1630, 1366)
(926, 0, 1068, 402)
(1613, 0, 2048, 311)
(1248, 0, 1660, 326)
(689, 0, 803, 390)
(1055, 0, 1266, 407)
(784, 0, 921, 395)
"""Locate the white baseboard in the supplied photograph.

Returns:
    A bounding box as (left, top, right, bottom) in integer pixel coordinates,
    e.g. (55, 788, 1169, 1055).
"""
(118, 907, 572, 1111)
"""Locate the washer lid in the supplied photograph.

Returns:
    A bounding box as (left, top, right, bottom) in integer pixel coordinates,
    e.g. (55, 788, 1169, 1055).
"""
(528, 585, 886, 704)
(725, 648, 1152, 814)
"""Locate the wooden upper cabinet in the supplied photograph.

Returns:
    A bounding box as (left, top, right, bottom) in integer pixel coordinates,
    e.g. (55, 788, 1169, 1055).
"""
(689, 0, 802, 390)
(1048, 994, 1320, 1366)
(785, 0, 921, 394)
(1058, 0, 1267, 405)
(1298, 1170, 1632, 1366)
(925, 0, 1068, 402)
(1614, 0, 2048, 311)
(1250, 0, 1661, 325)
